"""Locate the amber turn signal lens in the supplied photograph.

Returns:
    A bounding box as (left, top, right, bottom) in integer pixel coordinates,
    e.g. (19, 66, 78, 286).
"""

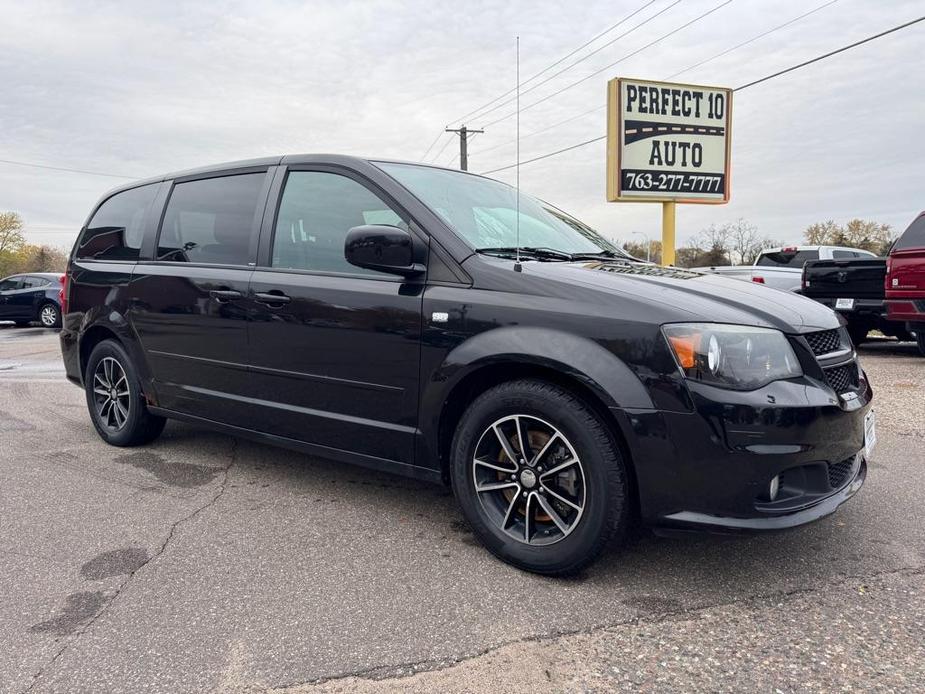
(667, 334, 699, 369)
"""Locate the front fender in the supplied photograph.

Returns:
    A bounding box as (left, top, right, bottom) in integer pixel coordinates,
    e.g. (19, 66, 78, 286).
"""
(434, 325, 655, 410)
(417, 326, 657, 473)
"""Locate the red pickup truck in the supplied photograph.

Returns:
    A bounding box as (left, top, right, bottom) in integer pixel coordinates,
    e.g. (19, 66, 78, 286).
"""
(886, 212, 925, 355)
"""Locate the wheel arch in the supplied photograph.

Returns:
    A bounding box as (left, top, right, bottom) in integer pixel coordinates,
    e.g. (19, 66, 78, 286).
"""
(78, 324, 123, 379)
(434, 361, 641, 519)
(427, 327, 649, 504)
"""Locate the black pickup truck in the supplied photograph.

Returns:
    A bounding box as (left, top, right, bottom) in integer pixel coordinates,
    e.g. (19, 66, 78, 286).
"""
(802, 258, 911, 344)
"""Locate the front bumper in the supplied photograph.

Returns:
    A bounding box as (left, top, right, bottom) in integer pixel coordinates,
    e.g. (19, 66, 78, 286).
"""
(659, 455, 866, 532)
(615, 370, 873, 533)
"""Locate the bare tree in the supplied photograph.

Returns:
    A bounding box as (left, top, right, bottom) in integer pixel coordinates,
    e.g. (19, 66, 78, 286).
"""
(725, 218, 763, 265)
(687, 223, 732, 266)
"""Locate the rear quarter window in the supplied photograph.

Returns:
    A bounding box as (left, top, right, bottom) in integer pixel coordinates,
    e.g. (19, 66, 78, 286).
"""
(756, 250, 819, 268)
(77, 183, 159, 261)
(894, 215, 925, 252)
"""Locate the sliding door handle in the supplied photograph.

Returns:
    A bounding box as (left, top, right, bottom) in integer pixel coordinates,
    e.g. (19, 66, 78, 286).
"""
(209, 289, 243, 302)
(254, 291, 291, 306)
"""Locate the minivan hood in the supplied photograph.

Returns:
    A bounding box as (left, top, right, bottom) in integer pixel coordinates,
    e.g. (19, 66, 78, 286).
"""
(521, 260, 841, 333)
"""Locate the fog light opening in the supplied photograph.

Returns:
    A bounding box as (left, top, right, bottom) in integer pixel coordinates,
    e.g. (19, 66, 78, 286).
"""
(769, 475, 780, 501)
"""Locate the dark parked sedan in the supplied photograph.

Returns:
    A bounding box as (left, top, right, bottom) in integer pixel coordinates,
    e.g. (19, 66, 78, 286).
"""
(60, 155, 873, 575)
(0, 272, 63, 328)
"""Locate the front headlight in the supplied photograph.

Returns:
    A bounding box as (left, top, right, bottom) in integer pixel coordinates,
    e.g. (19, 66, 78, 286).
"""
(662, 323, 802, 390)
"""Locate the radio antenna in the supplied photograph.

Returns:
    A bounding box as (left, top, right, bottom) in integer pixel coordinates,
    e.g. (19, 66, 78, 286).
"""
(514, 35, 522, 273)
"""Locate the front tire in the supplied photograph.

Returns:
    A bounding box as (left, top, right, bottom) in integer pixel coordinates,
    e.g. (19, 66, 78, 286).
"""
(450, 379, 629, 576)
(917, 330, 925, 357)
(84, 339, 166, 446)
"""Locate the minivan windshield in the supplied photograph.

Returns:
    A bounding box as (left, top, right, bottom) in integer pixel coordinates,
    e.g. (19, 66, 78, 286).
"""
(377, 162, 631, 260)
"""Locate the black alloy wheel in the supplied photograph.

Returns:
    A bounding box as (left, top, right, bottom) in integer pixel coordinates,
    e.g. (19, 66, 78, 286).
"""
(451, 379, 629, 576)
(471, 413, 586, 546)
(85, 340, 166, 446)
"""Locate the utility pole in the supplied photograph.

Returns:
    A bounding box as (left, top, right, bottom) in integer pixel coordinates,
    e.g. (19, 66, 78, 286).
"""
(445, 125, 484, 171)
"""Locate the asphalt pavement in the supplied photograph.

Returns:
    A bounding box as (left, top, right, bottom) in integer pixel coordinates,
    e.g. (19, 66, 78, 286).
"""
(0, 325, 923, 693)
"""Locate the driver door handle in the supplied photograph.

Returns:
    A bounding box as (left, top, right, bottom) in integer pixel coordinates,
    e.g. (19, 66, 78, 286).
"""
(254, 291, 291, 305)
(209, 289, 243, 302)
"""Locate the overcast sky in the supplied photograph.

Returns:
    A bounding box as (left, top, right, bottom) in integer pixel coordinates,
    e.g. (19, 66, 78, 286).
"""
(1, 0, 923, 252)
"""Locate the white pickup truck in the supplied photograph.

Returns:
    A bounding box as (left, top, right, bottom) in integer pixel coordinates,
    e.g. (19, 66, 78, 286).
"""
(694, 245, 877, 292)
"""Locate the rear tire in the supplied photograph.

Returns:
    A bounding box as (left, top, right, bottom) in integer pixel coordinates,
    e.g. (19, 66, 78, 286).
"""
(916, 330, 925, 357)
(39, 302, 60, 328)
(450, 379, 629, 576)
(84, 339, 166, 446)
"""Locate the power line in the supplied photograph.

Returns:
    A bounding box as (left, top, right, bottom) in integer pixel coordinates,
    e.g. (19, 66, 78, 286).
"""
(473, 104, 606, 157)
(455, 0, 678, 126)
(0, 158, 140, 179)
(478, 16, 925, 175)
(449, 0, 660, 127)
(419, 130, 448, 160)
(429, 133, 455, 163)
(735, 14, 924, 91)
(481, 137, 607, 175)
(665, 0, 840, 79)
(471, 0, 839, 160)
(419, 0, 666, 164)
(482, 0, 734, 129)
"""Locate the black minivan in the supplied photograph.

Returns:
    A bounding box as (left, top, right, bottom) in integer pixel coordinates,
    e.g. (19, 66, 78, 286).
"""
(61, 155, 874, 575)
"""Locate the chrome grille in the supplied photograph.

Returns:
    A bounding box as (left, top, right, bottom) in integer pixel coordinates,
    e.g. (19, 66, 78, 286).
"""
(823, 363, 859, 394)
(805, 328, 843, 356)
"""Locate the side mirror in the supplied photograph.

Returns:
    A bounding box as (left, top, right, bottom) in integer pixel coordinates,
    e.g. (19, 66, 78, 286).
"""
(344, 225, 425, 276)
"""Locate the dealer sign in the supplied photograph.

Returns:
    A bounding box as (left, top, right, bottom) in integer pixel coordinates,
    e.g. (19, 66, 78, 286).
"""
(607, 77, 732, 204)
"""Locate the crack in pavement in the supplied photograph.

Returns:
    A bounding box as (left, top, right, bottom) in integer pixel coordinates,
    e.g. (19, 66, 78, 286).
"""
(21, 438, 240, 694)
(268, 563, 925, 691)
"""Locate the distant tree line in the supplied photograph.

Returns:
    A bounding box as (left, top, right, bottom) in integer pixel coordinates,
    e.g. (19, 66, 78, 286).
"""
(803, 219, 895, 256)
(621, 219, 783, 268)
(0, 212, 69, 277)
(620, 217, 895, 267)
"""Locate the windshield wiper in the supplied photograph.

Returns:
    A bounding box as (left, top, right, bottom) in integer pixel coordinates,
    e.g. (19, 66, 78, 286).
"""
(567, 249, 635, 262)
(476, 246, 576, 261)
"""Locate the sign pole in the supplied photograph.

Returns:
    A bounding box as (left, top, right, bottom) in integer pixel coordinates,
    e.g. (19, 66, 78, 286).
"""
(661, 201, 676, 266)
